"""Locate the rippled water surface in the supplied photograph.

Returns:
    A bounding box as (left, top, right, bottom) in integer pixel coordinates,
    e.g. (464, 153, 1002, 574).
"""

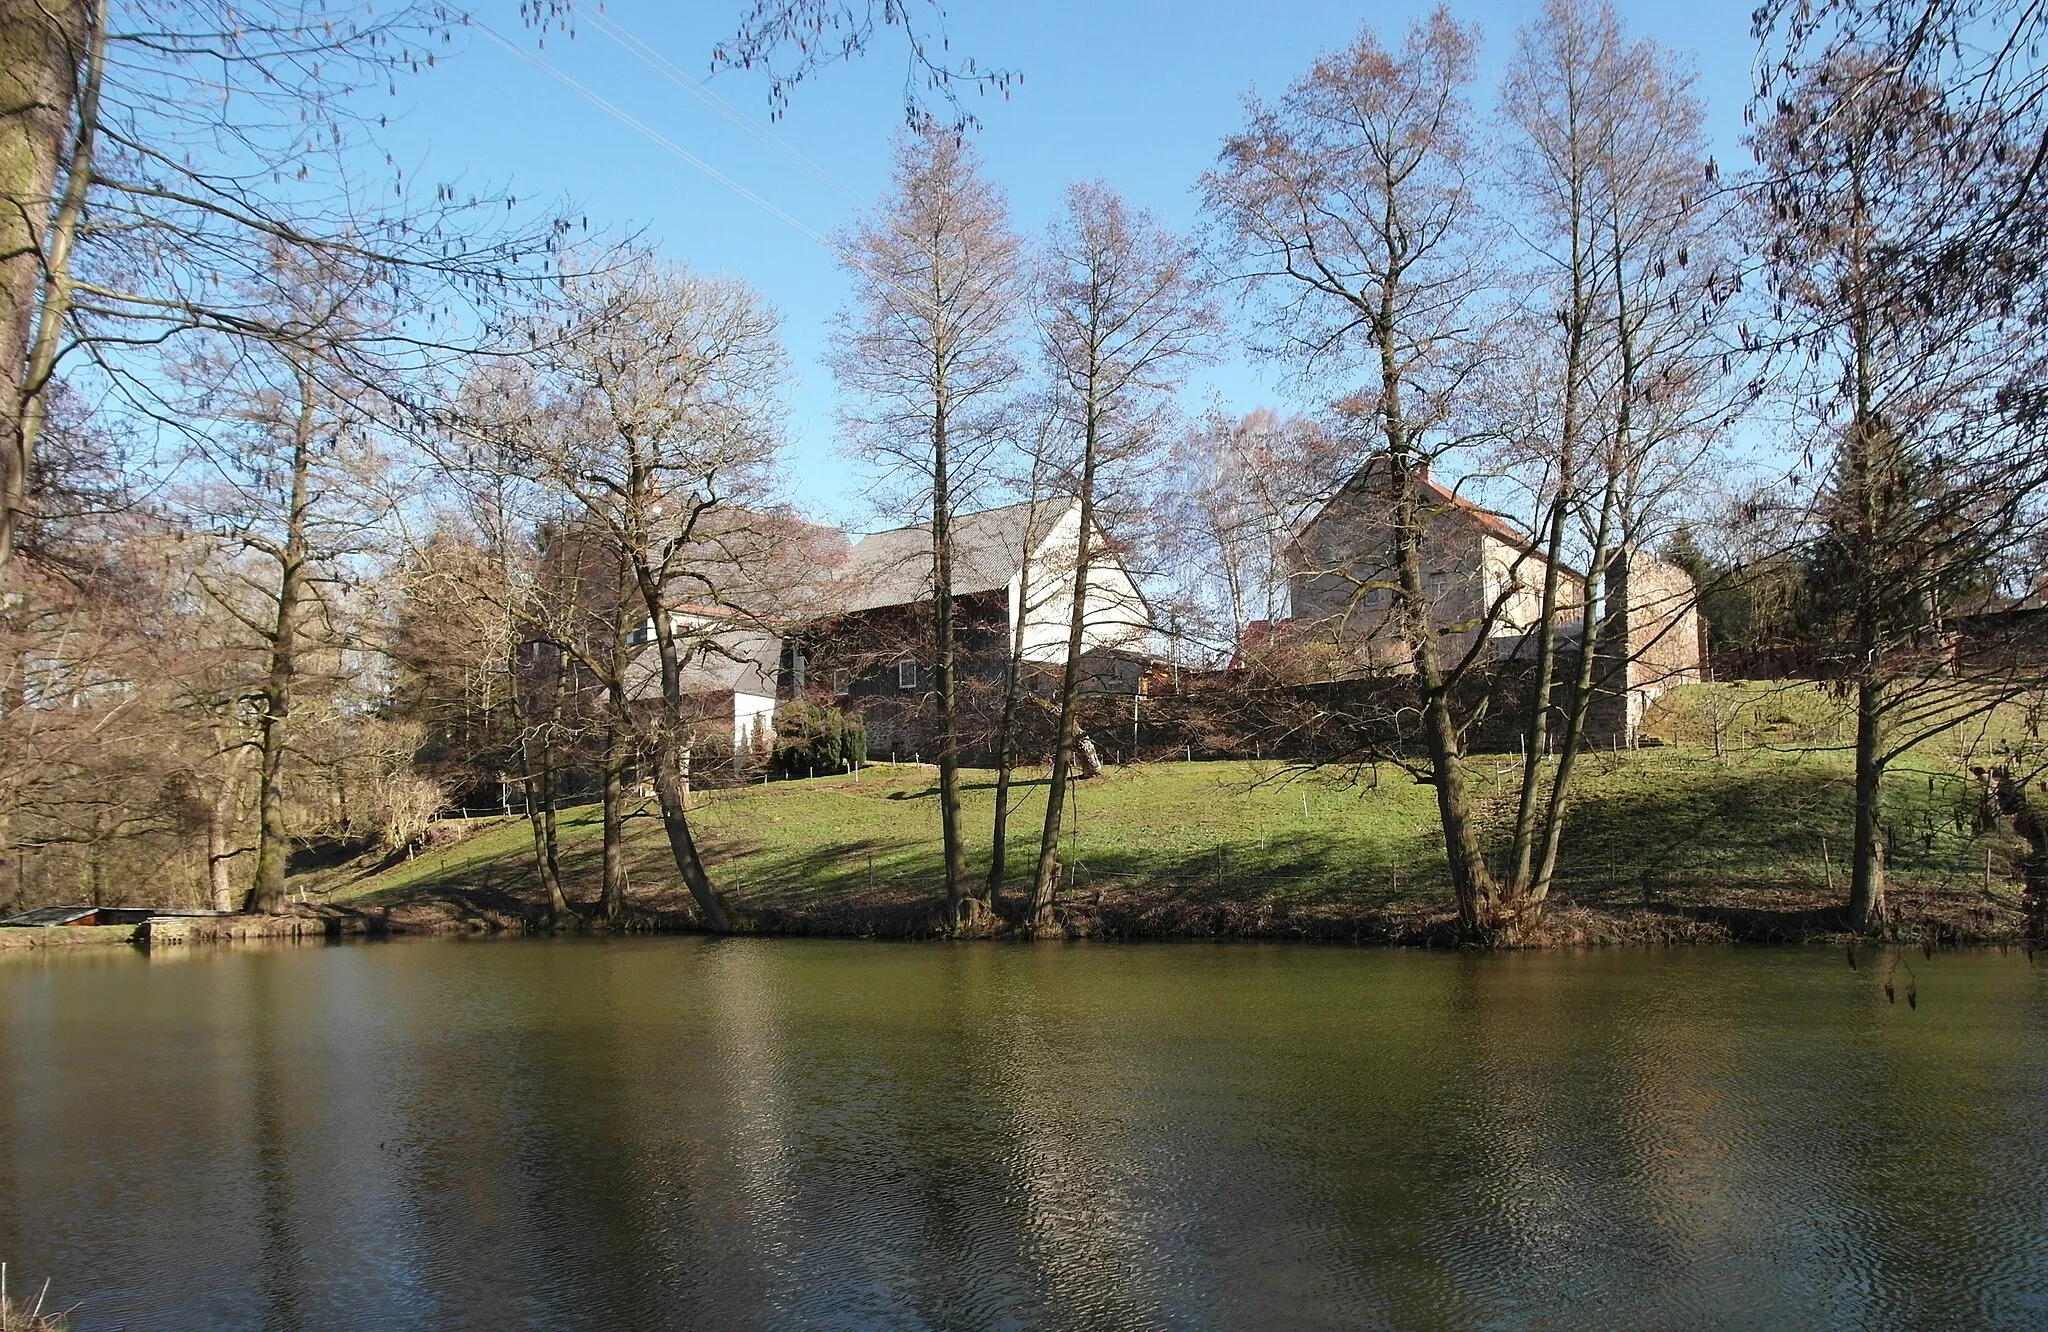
(2, 940, 2046, 1330)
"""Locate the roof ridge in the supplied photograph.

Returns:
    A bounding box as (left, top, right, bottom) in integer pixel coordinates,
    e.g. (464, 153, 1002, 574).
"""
(850, 494, 1074, 542)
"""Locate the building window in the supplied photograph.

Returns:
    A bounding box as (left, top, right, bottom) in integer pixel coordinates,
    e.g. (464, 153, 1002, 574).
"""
(1426, 573, 1449, 599)
(832, 668, 852, 695)
(626, 618, 655, 647)
(898, 659, 918, 690)
(1363, 587, 1391, 610)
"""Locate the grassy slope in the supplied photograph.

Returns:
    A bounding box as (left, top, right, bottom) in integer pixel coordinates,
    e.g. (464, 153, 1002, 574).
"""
(312, 689, 2033, 940)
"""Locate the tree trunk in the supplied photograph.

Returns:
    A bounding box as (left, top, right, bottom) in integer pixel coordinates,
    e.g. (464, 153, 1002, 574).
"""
(1507, 477, 1571, 890)
(1526, 475, 1619, 909)
(1843, 162, 1887, 937)
(522, 745, 569, 926)
(5, 0, 101, 576)
(1507, 218, 1590, 896)
(207, 745, 251, 913)
(510, 621, 570, 925)
(88, 813, 103, 905)
(630, 559, 736, 934)
(1374, 323, 1496, 939)
(650, 734, 731, 931)
(985, 542, 1035, 914)
(1993, 766, 2048, 939)
(530, 706, 571, 926)
(1514, 198, 1639, 922)
(206, 802, 235, 912)
(244, 379, 315, 915)
(1416, 649, 1496, 939)
(599, 716, 630, 926)
(594, 546, 639, 928)
(1848, 658, 1888, 932)
(929, 400, 979, 928)
(0, 0, 86, 573)
(1031, 415, 1101, 936)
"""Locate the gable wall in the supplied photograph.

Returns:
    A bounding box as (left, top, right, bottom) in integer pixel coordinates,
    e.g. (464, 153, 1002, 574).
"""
(1016, 506, 1151, 664)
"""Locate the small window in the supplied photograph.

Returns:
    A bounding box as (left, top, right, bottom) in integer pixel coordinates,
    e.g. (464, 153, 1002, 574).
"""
(626, 618, 655, 647)
(832, 668, 852, 695)
(897, 659, 918, 690)
(1426, 573, 1449, 599)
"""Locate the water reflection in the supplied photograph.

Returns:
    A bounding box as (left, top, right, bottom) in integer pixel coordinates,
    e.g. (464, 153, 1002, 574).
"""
(2, 941, 2045, 1330)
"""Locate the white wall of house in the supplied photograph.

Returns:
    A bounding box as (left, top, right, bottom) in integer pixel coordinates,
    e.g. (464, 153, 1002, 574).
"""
(734, 692, 778, 750)
(1010, 505, 1150, 665)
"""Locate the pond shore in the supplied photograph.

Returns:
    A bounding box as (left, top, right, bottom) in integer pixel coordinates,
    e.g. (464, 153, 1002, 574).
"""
(281, 879, 2022, 946)
(278, 754, 2034, 948)
(0, 912, 370, 949)
(13, 755, 2033, 950)
(2, 885, 2022, 950)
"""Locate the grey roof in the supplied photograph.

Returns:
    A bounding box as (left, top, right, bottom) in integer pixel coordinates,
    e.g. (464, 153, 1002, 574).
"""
(625, 626, 782, 703)
(824, 498, 1075, 614)
(653, 508, 853, 619)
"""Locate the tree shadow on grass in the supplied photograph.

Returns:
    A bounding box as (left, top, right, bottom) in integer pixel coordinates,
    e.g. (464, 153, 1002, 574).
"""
(333, 857, 555, 931)
(711, 821, 1452, 919)
(1552, 762, 1847, 909)
(886, 777, 1055, 800)
(1539, 760, 2011, 939)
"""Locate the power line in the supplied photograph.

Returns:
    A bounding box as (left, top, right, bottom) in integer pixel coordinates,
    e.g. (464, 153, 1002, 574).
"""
(582, 7, 867, 208)
(469, 17, 833, 249)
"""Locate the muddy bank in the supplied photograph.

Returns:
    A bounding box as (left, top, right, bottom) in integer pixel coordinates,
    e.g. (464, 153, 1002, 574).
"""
(7, 879, 2029, 950)
(336, 879, 2035, 948)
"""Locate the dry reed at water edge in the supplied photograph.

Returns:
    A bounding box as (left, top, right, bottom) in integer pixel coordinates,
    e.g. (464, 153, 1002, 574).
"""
(0, 1263, 68, 1331)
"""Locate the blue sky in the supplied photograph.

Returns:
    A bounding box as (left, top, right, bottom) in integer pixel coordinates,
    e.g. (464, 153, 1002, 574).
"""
(384, 2, 1765, 527)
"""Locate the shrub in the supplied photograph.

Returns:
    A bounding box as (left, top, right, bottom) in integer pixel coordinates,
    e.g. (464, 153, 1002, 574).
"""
(771, 703, 868, 778)
(368, 773, 447, 849)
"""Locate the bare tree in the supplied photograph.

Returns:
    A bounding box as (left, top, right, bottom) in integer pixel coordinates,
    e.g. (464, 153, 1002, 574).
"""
(4, 2, 570, 575)
(1026, 182, 1215, 934)
(1483, 0, 1740, 930)
(6, 0, 1019, 576)
(982, 416, 1059, 910)
(469, 255, 787, 930)
(0, 0, 96, 573)
(1158, 409, 1347, 666)
(1754, 52, 2048, 931)
(710, 0, 1016, 128)
(387, 508, 583, 925)
(1202, 9, 1507, 938)
(833, 126, 1023, 929)
(0, 391, 280, 914)
(171, 251, 402, 913)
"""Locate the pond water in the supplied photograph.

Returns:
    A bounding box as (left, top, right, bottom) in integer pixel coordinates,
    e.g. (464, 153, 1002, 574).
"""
(1, 939, 2045, 1330)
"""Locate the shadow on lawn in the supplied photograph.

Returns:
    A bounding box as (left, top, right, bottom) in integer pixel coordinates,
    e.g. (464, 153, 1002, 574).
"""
(325, 757, 2024, 943)
(721, 823, 1452, 917)
(887, 777, 1054, 800)
(1551, 763, 1846, 906)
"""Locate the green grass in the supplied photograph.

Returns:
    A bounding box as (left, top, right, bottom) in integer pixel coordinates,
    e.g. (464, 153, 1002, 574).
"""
(1642, 678, 2039, 765)
(315, 730, 2030, 932)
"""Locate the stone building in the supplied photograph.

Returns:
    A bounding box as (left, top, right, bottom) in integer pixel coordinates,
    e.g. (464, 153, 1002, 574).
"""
(1277, 458, 1701, 745)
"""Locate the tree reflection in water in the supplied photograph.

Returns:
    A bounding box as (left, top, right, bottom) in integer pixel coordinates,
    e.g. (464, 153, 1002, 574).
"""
(1, 940, 2044, 1329)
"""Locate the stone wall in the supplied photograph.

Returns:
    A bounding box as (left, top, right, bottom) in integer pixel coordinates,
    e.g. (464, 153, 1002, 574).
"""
(1591, 548, 1704, 745)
